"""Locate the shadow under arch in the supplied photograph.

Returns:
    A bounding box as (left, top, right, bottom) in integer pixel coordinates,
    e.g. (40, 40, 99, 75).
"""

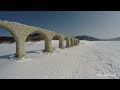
(51, 34, 63, 49)
(25, 30, 48, 54)
(0, 25, 17, 42)
(0, 26, 17, 59)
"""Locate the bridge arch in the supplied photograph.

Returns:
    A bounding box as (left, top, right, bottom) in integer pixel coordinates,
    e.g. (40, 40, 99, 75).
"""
(25, 30, 50, 53)
(0, 25, 18, 41)
(0, 24, 22, 58)
(51, 34, 64, 49)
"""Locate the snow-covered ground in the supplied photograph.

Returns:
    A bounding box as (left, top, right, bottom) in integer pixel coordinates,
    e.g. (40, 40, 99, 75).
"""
(0, 40, 120, 79)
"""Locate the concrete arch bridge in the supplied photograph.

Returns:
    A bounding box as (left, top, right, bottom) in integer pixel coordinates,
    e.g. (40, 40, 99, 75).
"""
(0, 20, 80, 59)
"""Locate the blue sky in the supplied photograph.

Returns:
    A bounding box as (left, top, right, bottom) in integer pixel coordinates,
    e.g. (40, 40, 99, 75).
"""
(0, 11, 120, 39)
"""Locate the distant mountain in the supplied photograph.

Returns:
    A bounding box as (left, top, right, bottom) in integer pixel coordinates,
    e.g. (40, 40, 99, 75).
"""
(75, 35, 120, 41)
(75, 35, 101, 41)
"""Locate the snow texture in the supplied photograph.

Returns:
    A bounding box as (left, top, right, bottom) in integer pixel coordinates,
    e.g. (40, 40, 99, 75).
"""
(0, 40, 120, 79)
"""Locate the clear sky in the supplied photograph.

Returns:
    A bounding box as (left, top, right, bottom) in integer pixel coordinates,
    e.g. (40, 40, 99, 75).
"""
(0, 11, 120, 39)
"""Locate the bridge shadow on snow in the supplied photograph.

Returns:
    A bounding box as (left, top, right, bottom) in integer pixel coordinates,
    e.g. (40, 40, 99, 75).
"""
(26, 49, 44, 54)
(0, 50, 43, 59)
(0, 48, 57, 60)
(0, 54, 15, 60)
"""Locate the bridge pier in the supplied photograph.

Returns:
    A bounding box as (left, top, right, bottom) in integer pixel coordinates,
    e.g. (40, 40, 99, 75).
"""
(71, 38, 74, 46)
(77, 40, 79, 45)
(44, 39, 53, 52)
(66, 39, 71, 48)
(74, 39, 76, 46)
(15, 39, 26, 59)
(69, 39, 71, 47)
(59, 38, 64, 49)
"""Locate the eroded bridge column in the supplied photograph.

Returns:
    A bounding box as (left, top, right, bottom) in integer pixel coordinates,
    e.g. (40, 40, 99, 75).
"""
(71, 39, 74, 46)
(15, 38, 26, 59)
(74, 39, 76, 46)
(69, 40, 71, 47)
(59, 38, 65, 49)
(44, 38, 53, 52)
(66, 39, 71, 48)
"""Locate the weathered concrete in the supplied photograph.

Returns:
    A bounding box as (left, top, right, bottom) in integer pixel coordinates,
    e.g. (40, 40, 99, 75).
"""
(74, 39, 76, 46)
(78, 41, 79, 44)
(71, 38, 74, 46)
(0, 20, 79, 59)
